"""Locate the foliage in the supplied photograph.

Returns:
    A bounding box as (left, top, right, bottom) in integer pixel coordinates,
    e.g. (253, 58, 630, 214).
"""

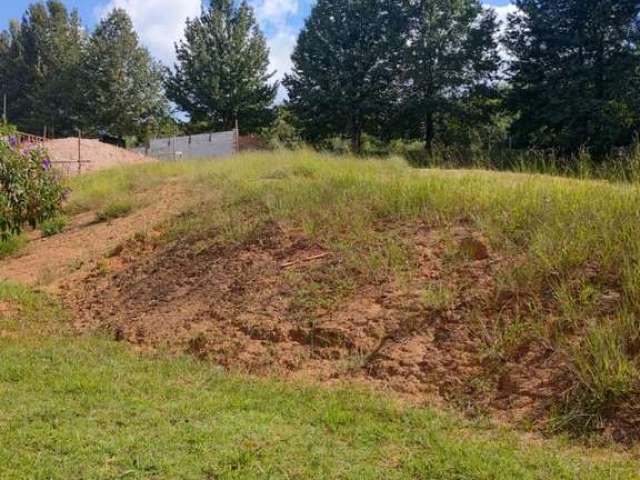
(259, 108, 303, 149)
(80, 9, 169, 139)
(40, 215, 67, 237)
(0, 0, 85, 136)
(0, 134, 65, 238)
(96, 199, 134, 222)
(284, 0, 405, 152)
(504, 0, 640, 157)
(166, 0, 277, 133)
(399, 0, 501, 153)
(0, 234, 26, 258)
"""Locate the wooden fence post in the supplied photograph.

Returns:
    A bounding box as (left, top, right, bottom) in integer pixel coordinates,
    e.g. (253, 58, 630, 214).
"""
(77, 129, 82, 175)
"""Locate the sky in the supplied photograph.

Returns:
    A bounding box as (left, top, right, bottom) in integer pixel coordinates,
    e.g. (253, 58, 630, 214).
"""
(0, 0, 515, 100)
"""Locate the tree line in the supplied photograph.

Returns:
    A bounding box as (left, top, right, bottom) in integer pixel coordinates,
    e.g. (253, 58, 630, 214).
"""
(1, 0, 639, 162)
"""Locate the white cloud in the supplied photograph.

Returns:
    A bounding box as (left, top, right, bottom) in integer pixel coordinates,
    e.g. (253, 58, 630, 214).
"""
(250, 0, 300, 102)
(96, 0, 201, 66)
(253, 0, 299, 28)
(267, 30, 297, 101)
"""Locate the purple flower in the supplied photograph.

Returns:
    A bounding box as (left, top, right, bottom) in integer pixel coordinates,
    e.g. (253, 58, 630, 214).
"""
(42, 157, 52, 170)
(8, 136, 17, 149)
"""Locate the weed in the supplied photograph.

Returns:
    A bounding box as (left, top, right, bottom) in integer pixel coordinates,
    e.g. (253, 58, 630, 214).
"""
(422, 283, 455, 310)
(96, 199, 134, 222)
(0, 234, 26, 259)
(40, 215, 68, 237)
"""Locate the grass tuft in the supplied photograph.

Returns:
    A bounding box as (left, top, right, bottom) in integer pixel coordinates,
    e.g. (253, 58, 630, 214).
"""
(96, 199, 135, 222)
(40, 215, 68, 237)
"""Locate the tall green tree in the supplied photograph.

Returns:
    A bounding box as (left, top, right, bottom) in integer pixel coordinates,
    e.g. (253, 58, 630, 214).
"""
(0, 1, 84, 136)
(504, 0, 640, 156)
(401, 0, 501, 154)
(81, 9, 168, 139)
(167, 0, 277, 133)
(284, 0, 405, 152)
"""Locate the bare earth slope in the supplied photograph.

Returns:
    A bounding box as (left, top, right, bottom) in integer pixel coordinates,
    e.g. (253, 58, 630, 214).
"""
(61, 219, 573, 436)
(0, 186, 184, 287)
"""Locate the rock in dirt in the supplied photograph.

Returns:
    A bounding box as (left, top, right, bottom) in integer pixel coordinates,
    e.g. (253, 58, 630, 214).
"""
(459, 236, 490, 260)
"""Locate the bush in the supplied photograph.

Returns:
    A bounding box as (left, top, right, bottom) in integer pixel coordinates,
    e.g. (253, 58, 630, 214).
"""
(40, 216, 68, 237)
(260, 109, 303, 150)
(0, 234, 26, 259)
(0, 125, 66, 238)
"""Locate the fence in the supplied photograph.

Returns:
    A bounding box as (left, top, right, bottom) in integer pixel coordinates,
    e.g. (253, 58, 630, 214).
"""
(132, 129, 238, 160)
(7, 131, 91, 176)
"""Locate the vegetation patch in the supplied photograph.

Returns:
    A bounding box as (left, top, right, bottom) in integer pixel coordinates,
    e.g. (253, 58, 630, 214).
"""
(96, 199, 135, 222)
(54, 152, 640, 441)
(40, 215, 68, 237)
(0, 234, 26, 259)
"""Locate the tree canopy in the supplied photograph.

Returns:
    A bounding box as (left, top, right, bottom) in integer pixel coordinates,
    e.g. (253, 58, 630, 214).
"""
(166, 0, 277, 133)
(284, 0, 405, 152)
(0, 0, 84, 136)
(401, 0, 501, 153)
(80, 8, 168, 139)
(504, 0, 640, 155)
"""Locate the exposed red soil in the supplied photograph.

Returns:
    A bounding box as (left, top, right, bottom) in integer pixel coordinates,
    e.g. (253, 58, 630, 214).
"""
(63, 219, 574, 428)
(0, 186, 186, 287)
(45, 138, 151, 176)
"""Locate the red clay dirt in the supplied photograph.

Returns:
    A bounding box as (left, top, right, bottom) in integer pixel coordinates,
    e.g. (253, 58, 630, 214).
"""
(62, 218, 573, 429)
(0, 186, 185, 287)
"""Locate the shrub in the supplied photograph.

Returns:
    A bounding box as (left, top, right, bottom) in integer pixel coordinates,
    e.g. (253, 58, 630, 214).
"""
(0, 126, 66, 238)
(260, 109, 303, 150)
(0, 234, 26, 259)
(40, 216, 68, 237)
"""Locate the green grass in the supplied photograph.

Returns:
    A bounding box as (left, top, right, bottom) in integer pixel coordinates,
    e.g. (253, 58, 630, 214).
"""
(0, 234, 26, 258)
(40, 215, 68, 237)
(0, 283, 637, 479)
(96, 199, 135, 222)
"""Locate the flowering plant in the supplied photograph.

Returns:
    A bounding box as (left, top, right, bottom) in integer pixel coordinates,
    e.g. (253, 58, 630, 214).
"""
(0, 125, 66, 239)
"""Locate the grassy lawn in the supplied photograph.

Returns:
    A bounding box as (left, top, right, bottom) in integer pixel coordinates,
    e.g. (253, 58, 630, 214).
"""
(0, 299, 636, 479)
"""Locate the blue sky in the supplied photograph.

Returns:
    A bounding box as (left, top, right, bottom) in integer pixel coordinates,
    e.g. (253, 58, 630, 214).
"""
(0, 0, 514, 98)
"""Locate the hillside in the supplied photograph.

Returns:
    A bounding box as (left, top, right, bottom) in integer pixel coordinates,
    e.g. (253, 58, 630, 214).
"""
(1, 151, 640, 477)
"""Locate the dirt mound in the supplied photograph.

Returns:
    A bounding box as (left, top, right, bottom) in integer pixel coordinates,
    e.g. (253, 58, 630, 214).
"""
(45, 138, 151, 175)
(65, 220, 572, 427)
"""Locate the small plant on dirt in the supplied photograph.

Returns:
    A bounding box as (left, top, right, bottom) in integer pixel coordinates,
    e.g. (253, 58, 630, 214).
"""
(0, 126, 66, 238)
(40, 215, 68, 237)
(422, 283, 455, 310)
(96, 200, 134, 222)
(0, 234, 26, 259)
(95, 259, 110, 276)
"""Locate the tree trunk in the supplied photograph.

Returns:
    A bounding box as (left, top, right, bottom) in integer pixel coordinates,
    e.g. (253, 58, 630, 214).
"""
(424, 110, 434, 155)
(351, 116, 362, 154)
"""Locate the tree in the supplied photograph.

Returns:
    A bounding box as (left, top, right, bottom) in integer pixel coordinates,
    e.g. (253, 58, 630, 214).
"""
(284, 0, 405, 152)
(80, 9, 169, 139)
(0, 1, 85, 136)
(504, 0, 640, 156)
(401, 0, 501, 154)
(167, 0, 277, 133)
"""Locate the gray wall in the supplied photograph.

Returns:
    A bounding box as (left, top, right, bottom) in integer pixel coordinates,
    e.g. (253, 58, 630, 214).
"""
(133, 131, 237, 160)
